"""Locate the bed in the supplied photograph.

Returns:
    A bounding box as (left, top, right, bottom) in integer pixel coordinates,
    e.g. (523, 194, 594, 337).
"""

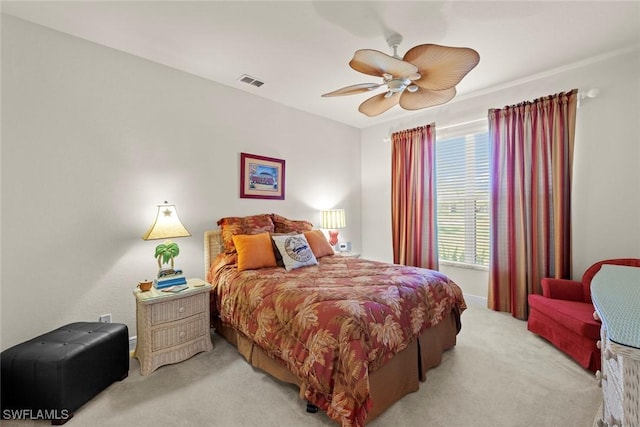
(204, 214, 466, 427)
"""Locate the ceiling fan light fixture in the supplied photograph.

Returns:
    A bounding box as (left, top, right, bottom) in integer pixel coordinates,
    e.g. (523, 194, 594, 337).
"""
(323, 35, 479, 117)
(387, 78, 406, 92)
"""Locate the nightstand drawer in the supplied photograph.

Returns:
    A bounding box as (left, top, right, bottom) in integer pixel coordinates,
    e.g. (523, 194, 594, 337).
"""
(151, 292, 207, 325)
(152, 314, 208, 351)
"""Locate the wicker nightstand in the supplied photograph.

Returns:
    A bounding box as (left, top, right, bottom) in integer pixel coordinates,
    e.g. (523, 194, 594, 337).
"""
(133, 278, 213, 375)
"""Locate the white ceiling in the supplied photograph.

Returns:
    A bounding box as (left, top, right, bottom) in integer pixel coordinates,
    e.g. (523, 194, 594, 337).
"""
(3, 1, 640, 128)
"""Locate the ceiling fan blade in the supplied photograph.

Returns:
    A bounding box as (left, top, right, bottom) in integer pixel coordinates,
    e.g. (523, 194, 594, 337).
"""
(350, 49, 418, 78)
(321, 83, 384, 97)
(403, 44, 480, 91)
(358, 92, 401, 117)
(399, 87, 457, 110)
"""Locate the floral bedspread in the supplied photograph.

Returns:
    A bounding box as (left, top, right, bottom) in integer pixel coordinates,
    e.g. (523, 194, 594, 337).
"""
(209, 254, 466, 427)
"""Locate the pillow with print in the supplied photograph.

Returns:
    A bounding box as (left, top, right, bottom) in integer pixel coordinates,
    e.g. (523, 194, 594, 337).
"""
(270, 232, 297, 267)
(271, 214, 314, 234)
(217, 214, 275, 254)
(271, 234, 318, 271)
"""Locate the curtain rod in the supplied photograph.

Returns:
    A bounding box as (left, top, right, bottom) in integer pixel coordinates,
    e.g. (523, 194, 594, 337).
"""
(438, 117, 486, 131)
(384, 117, 486, 142)
(384, 88, 597, 142)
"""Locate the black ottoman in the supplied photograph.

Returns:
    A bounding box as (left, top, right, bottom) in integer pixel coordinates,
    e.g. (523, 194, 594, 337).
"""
(1, 322, 129, 425)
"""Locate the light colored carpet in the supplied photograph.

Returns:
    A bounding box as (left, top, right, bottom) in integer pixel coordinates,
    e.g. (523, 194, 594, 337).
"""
(2, 303, 602, 426)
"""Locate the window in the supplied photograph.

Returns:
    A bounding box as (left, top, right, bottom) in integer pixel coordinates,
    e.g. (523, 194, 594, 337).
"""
(436, 122, 489, 267)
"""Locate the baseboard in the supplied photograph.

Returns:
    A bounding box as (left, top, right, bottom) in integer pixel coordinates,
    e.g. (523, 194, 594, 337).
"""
(463, 293, 487, 307)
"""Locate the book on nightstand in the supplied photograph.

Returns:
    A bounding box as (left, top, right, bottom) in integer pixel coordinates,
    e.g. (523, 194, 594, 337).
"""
(161, 284, 189, 293)
(154, 274, 187, 289)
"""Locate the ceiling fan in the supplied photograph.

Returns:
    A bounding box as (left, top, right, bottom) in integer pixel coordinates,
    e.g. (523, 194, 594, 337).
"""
(322, 33, 480, 117)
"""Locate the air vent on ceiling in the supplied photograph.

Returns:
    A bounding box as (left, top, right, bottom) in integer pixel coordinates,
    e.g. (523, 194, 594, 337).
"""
(238, 74, 264, 88)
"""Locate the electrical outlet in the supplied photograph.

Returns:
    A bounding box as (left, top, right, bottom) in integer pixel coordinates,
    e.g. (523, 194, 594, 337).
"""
(99, 314, 111, 323)
(339, 242, 352, 252)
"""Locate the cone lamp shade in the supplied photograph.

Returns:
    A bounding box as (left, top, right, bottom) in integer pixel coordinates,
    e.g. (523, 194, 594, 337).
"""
(142, 202, 191, 241)
(142, 202, 191, 274)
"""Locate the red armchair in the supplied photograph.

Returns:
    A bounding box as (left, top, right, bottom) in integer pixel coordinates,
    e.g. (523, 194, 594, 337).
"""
(527, 258, 640, 371)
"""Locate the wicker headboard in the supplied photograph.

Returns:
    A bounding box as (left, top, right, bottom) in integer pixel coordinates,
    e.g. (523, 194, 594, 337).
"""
(203, 230, 223, 281)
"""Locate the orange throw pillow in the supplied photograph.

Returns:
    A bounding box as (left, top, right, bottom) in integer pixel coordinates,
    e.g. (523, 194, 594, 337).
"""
(304, 230, 335, 258)
(232, 232, 277, 271)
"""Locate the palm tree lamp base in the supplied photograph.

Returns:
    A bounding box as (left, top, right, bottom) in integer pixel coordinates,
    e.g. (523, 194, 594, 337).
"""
(153, 241, 187, 288)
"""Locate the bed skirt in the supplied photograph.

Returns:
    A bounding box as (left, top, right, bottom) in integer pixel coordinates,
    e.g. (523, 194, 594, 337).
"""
(212, 310, 459, 423)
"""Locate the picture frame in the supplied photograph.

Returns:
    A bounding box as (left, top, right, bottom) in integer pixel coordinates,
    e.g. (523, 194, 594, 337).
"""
(240, 152, 285, 200)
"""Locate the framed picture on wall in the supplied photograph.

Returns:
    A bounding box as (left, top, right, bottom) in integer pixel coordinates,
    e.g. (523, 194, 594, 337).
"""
(240, 152, 285, 200)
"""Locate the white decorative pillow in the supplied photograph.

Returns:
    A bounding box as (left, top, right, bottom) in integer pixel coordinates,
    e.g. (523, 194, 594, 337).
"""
(271, 234, 318, 271)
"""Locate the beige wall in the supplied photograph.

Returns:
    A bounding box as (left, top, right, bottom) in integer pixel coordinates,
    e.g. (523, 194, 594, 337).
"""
(3, 14, 639, 349)
(1, 16, 361, 350)
(360, 47, 640, 302)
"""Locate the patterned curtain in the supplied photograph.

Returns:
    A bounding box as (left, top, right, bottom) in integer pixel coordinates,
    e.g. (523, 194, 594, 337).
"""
(488, 89, 578, 319)
(391, 123, 439, 269)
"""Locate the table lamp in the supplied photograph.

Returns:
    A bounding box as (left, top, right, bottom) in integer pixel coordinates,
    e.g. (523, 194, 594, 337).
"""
(321, 209, 346, 247)
(142, 201, 191, 277)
